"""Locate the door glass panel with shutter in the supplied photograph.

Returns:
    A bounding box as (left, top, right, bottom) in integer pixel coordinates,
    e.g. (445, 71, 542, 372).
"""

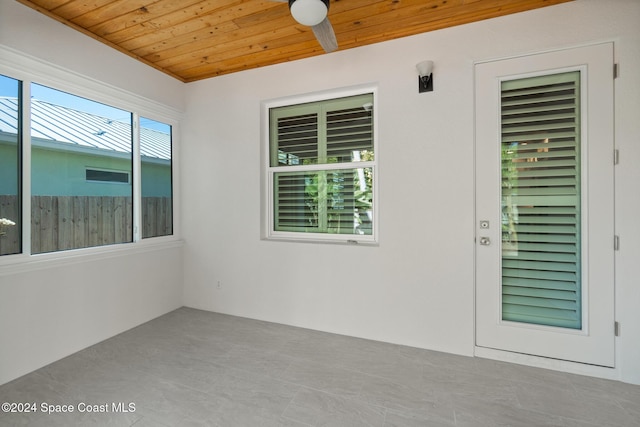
(475, 43, 614, 367)
(501, 72, 582, 329)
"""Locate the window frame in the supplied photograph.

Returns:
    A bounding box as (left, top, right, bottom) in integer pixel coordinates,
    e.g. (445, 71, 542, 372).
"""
(261, 86, 379, 245)
(0, 46, 181, 267)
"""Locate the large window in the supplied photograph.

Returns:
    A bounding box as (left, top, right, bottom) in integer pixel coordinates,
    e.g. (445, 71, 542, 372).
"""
(0, 76, 174, 257)
(31, 84, 133, 254)
(266, 91, 376, 243)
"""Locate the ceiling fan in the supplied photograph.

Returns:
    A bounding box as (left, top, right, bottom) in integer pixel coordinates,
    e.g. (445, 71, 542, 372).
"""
(272, 0, 338, 53)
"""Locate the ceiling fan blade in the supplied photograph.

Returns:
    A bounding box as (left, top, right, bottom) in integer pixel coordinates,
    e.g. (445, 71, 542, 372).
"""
(311, 17, 338, 53)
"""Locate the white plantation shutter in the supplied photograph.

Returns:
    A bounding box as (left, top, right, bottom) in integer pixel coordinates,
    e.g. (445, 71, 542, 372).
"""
(269, 93, 375, 239)
(274, 171, 316, 231)
(326, 105, 374, 160)
(273, 111, 318, 165)
(500, 72, 582, 329)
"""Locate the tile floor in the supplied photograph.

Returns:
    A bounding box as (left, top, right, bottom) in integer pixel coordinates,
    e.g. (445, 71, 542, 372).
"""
(0, 307, 638, 426)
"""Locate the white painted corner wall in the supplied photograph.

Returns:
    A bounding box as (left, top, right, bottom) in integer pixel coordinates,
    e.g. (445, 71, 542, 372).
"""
(0, 245, 184, 385)
(0, 1, 185, 386)
(181, 0, 640, 384)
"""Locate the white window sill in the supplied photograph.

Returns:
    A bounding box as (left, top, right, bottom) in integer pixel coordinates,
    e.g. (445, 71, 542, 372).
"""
(0, 237, 183, 277)
(264, 233, 378, 246)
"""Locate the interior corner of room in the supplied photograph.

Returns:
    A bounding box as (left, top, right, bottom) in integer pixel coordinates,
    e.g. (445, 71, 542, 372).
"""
(1, 0, 639, 411)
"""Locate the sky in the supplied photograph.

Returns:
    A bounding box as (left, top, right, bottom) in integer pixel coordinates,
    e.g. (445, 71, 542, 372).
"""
(0, 74, 169, 133)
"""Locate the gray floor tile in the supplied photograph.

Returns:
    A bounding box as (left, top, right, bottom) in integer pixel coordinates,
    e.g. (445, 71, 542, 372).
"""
(384, 409, 456, 427)
(454, 397, 570, 427)
(1, 307, 639, 427)
(514, 382, 638, 427)
(282, 388, 386, 427)
(213, 344, 295, 378)
(280, 360, 367, 399)
(356, 374, 456, 425)
(133, 378, 228, 426)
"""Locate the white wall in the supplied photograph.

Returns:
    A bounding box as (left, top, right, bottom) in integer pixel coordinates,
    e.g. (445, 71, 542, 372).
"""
(182, 0, 640, 384)
(0, 246, 183, 385)
(0, 2, 185, 385)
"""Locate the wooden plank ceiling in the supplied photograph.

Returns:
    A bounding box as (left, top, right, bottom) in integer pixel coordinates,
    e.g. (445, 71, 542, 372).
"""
(18, 0, 571, 83)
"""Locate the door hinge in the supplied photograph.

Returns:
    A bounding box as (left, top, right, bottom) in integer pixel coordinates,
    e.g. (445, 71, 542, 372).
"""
(615, 321, 620, 337)
(614, 149, 619, 165)
(614, 235, 620, 251)
(614, 63, 619, 79)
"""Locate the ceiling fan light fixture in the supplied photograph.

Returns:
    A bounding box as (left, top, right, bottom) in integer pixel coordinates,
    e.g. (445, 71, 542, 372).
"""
(289, 0, 329, 26)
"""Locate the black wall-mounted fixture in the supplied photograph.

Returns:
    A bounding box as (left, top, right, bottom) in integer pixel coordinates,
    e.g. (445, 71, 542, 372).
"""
(416, 60, 434, 93)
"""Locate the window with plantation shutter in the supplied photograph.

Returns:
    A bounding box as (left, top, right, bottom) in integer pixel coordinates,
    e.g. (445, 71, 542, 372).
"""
(266, 91, 376, 243)
(501, 71, 582, 329)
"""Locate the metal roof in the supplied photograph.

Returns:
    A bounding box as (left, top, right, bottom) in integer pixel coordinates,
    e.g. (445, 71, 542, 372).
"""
(0, 97, 170, 161)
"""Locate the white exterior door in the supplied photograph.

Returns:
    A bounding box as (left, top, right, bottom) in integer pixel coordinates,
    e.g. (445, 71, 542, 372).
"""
(475, 43, 615, 367)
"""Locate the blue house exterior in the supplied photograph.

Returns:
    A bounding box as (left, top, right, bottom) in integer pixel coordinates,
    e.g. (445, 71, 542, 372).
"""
(0, 97, 171, 197)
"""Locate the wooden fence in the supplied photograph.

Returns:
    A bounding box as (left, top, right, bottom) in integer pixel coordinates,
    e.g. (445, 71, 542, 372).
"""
(0, 195, 172, 255)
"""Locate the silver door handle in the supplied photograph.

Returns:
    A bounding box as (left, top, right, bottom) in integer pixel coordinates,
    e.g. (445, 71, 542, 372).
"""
(479, 237, 491, 246)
